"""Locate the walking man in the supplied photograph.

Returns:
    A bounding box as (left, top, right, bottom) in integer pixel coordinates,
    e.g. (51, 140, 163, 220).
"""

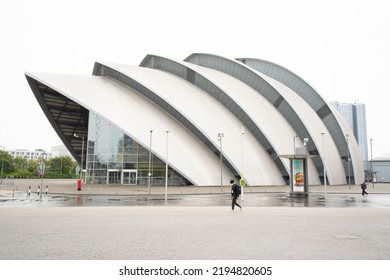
(361, 181, 368, 196)
(230, 179, 242, 211)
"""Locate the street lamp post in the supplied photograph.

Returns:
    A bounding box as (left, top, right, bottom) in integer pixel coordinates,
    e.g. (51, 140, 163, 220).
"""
(370, 138, 374, 188)
(321, 133, 327, 201)
(293, 135, 298, 155)
(241, 128, 245, 200)
(0, 146, 4, 186)
(346, 134, 351, 189)
(165, 131, 170, 205)
(241, 128, 244, 175)
(148, 130, 153, 196)
(218, 133, 224, 193)
(73, 133, 85, 182)
(39, 152, 46, 200)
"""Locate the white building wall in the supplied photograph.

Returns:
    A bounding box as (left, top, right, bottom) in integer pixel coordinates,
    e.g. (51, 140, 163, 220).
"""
(6, 149, 53, 160)
(107, 62, 286, 185)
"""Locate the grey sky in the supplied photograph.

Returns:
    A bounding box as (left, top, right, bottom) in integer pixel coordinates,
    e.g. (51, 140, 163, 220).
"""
(1, 0, 389, 157)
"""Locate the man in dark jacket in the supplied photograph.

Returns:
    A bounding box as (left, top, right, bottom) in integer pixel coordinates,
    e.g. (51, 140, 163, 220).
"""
(361, 181, 368, 196)
(230, 179, 242, 211)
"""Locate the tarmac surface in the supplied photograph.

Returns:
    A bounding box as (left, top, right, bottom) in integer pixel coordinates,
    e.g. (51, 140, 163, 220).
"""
(1, 179, 390, 260)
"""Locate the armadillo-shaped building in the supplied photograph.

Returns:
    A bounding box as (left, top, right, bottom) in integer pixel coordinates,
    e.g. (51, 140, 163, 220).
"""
(25, 53, 364, 186)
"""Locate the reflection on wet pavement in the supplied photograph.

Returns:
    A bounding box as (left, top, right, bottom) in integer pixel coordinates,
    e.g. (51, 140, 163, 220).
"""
(1, 191, 390, 208)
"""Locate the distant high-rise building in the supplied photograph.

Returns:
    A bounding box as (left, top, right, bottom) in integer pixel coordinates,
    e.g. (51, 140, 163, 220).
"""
(330, 101, 369, 169)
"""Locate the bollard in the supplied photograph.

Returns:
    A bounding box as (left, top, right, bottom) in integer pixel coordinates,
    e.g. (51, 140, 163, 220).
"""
(77, 179, 82, 191)
(46, 185, 48, 196)
(28, 186, 31, 197)
(37, 186, 40, 196)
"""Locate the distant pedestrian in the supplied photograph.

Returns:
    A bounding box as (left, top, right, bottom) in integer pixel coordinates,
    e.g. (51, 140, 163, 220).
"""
(230, 179, 242, 211)
(361, 181, 368, 196)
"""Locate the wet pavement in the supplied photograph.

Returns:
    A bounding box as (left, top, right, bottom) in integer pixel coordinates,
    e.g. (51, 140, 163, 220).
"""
(1, 204, 390, 260)
(2, 179, 390, 208)
(2, 180, 390, 260)
(2, 190, 390, 208)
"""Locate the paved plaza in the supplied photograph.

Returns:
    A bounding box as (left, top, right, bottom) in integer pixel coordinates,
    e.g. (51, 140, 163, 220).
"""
(1, 179, 390, 260)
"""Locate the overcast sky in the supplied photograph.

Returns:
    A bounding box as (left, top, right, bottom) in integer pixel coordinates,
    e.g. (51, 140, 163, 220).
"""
(1, 0, 389, 157)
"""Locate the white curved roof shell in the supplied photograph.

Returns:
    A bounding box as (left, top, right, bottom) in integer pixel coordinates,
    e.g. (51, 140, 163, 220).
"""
(25, 53, 365, 186)
(26, 72, 234, 186)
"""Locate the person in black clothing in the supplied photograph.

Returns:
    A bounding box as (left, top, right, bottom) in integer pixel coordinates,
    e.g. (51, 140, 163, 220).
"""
(361, 181, 368, 196)
(230, 179, 242, 210)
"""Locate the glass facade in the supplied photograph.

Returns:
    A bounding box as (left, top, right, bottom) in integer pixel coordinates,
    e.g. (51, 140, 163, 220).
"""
(85, 112, 190, 186)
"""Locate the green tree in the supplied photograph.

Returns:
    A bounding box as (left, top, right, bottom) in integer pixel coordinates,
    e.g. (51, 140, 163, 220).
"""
(27, 159, 40, 177)
(11, 156, 32, 177)
(47, 156, 78, 178)
(0, 152, 78, 179)
(0, 150, 15, 175)
(13, 157, 29, 171)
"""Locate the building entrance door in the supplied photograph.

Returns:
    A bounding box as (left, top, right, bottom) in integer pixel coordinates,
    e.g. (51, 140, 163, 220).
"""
(122, 169, 137, 185)
(107, 169, 121, 184)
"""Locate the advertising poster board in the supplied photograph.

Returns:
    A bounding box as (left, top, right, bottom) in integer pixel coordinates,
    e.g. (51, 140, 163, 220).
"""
(292, 159, 304, 192)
